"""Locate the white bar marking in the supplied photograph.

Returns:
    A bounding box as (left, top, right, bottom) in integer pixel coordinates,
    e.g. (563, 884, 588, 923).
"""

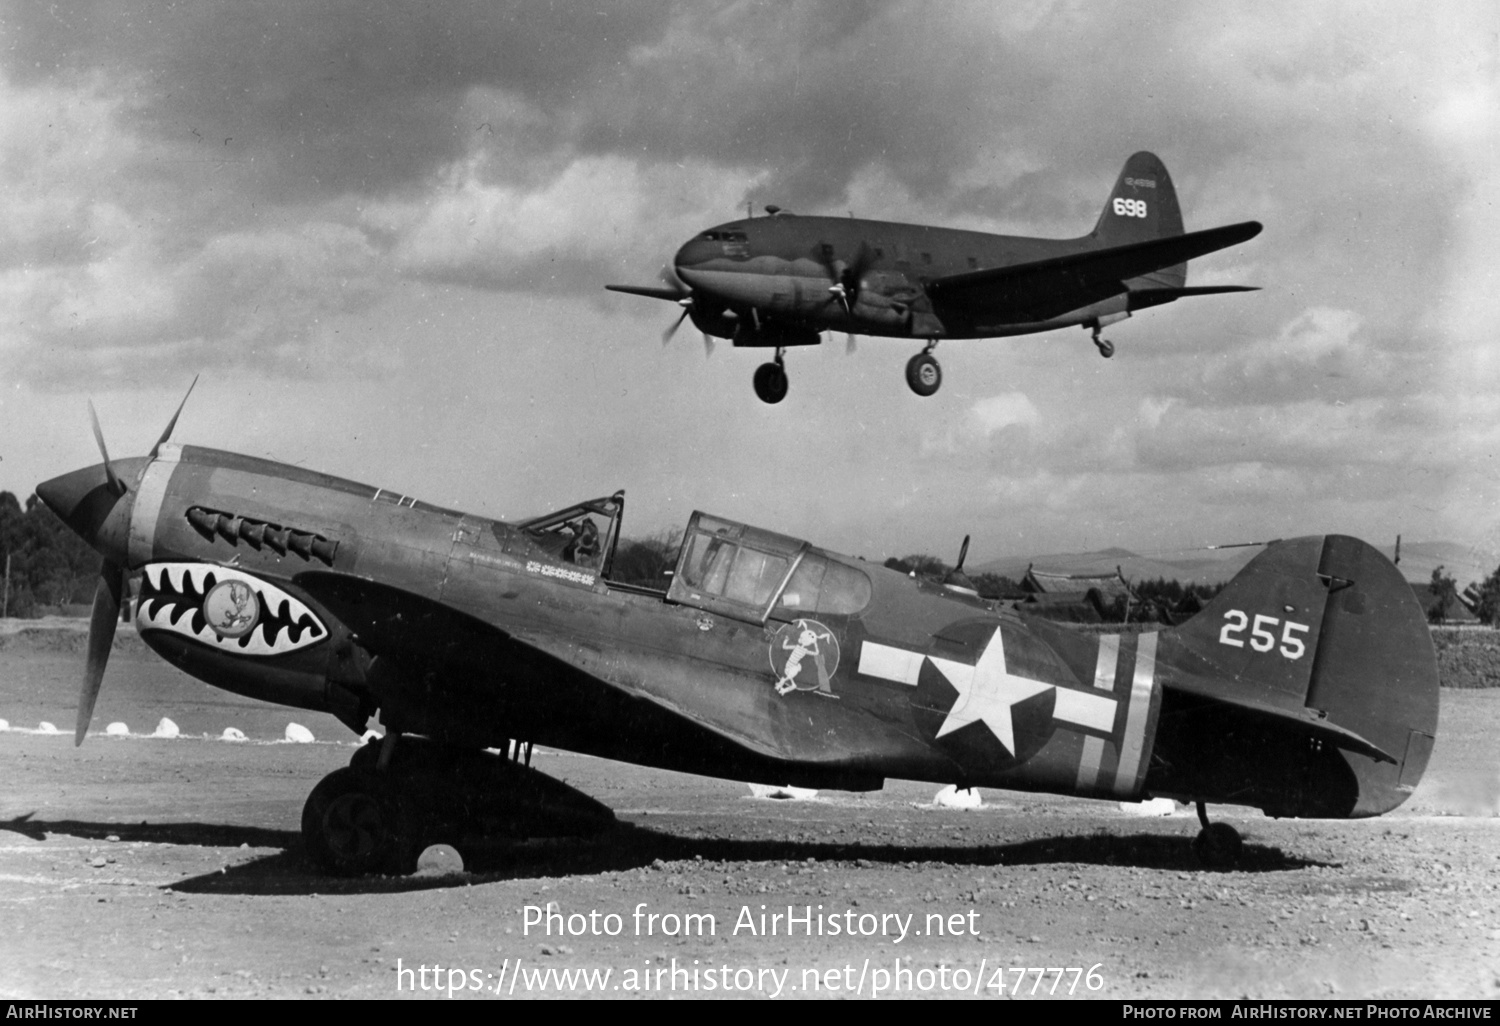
(857, 642, 924, 686)
(1052, 688, 1118, 732)
(1113, 632, 1158, 795)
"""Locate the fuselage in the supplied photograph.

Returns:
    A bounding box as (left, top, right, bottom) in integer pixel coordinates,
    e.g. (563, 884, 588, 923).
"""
(40, 443, 1168, 798)
(673, 214, 1128, 343)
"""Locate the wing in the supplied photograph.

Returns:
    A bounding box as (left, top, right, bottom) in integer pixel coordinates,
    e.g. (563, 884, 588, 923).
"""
(291, 570, 880, 784)
(604, 284, 683, 302)
(926, 220, 1262, 323)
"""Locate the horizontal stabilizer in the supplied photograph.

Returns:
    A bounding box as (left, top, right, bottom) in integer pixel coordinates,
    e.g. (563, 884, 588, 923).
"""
(1161, 676, 1397, 764)
(927, 221, 1263, 323)
(1128, 284, 1260, 312)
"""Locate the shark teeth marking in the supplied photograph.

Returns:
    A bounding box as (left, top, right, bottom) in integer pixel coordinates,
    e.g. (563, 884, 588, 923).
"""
(137, 562, 326, 657)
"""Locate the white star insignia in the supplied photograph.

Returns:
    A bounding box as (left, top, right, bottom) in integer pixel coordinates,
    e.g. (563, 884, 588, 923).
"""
(928, 627, 1053, 756)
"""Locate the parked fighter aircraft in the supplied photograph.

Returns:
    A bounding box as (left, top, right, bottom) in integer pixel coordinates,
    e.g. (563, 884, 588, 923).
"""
(608, 152, 1261, 403)
(38, 401, 1436, 873)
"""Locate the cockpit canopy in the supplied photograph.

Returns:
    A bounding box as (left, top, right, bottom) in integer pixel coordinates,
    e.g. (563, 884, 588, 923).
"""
(515, 492, 624, 576)
(512, 499, 870, 625)
(666, 511, 871, 624)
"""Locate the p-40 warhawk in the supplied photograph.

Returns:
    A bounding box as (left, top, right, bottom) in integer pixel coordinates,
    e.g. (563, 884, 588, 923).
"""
(40, 403, 1435, 873)
(609, 152, 1261, 403)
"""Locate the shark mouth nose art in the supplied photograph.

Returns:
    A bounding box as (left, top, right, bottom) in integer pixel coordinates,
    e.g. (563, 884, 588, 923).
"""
(137, 563, 327, 656)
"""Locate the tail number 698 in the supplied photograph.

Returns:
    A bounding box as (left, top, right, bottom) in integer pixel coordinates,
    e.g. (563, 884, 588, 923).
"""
(1112, 198, 1148, 218)
(1219, 610, 1309, 660)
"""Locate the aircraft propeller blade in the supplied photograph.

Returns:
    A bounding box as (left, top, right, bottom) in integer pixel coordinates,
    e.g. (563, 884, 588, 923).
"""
(662, 305, 691, 345)
(77, 561, 124, 745)
(658, 265, 709, 353)
(87, 401, 126, 497)
(955, 534, 971, 573)
(150, 375, 198, 459)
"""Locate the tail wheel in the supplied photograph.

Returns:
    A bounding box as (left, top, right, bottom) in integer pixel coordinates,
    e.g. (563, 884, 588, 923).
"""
(905, 352, 942, 397)
(302, 767, 418, 876)
(753, 361, 789, 404)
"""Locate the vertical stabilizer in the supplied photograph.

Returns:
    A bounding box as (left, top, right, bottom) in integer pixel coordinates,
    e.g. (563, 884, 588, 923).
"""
(1090, 151, 1186, 288)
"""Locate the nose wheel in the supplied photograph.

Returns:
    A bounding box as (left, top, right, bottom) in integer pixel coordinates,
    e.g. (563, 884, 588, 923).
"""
(753, 351, 789, 404)
(906, 346, 942, 397)
(1090, 324, 1115, 358)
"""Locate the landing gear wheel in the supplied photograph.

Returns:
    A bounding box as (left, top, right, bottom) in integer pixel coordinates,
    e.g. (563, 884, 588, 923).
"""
(906, 352, 942, 397)
(753, 361, 788, 404)
(1192, 800, 1242, 868)
(302, 767, 418, 876)
(1090, 324, 1115, 358)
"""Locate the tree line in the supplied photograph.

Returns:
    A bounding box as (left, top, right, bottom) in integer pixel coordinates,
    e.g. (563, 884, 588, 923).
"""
(0, 491, 103, 617)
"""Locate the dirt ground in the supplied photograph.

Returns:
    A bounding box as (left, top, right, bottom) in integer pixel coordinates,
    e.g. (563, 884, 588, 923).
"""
(0, 629, 1496, 1000)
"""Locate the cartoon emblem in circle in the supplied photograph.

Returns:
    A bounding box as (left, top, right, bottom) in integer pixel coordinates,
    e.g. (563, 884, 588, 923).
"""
(202, 578, 260, 639)
(769, 619, 840, 698)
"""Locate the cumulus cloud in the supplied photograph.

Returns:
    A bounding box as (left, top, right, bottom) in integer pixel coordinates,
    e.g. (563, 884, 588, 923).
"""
(0, 1, 1492, 556)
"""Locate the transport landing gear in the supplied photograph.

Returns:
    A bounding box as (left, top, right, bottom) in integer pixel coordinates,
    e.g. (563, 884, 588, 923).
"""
(1192, 800, 1243, 868)
(906, 343, 942, 397)
(1090, 323, 1115, 358)
(300, 734, 617, 876)
(753, 349, 789, 404)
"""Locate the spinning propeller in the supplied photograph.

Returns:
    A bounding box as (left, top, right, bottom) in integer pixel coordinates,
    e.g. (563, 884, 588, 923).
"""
(821, 241, 875, 318)
(56, 378, 196, 745)
(657, 266, 714, 356)
(820, 242, 875, 354)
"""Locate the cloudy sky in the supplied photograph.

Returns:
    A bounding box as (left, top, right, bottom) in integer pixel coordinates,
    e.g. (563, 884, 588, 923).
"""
(1, 1, 1496, 572)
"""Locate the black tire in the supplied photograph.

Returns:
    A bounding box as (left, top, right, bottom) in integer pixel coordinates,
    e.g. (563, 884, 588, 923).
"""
(1096, 338, 1115, 358)
(752, 362, 789, 404)
(302, 767, 418, 876)
(1192, 822, 1243, 868)
(906, 352, 941, 396)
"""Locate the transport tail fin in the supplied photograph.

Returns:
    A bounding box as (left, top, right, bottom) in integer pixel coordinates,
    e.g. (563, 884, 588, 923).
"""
(1146, 535, 1439, 818)
(1090, 151, 1186, 289)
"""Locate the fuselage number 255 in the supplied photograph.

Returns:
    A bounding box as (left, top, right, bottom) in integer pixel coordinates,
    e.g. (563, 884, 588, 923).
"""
(1219, 610, 1310, 660)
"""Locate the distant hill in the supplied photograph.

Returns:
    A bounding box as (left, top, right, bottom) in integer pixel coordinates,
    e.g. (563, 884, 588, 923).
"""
(972, 539, 1499, 588)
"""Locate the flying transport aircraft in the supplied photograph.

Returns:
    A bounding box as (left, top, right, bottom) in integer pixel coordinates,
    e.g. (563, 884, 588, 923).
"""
(608, 152, 1261, 403)
(38, 396, 1436, 874)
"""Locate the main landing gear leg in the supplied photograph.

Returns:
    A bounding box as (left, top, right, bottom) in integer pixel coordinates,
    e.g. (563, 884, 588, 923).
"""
(753, 347, 789, 405)
(905, 341, 942, 397)
(1090, 323, 1116, 359)
(1192, 800, 1243, 868)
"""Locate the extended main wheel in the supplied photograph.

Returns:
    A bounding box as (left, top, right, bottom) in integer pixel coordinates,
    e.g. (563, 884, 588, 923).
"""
(1095, 338, 1115, 358)
(753, 361, 789, 404)
(302, 767, 418, 876)
(906, 352, 941, 397)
